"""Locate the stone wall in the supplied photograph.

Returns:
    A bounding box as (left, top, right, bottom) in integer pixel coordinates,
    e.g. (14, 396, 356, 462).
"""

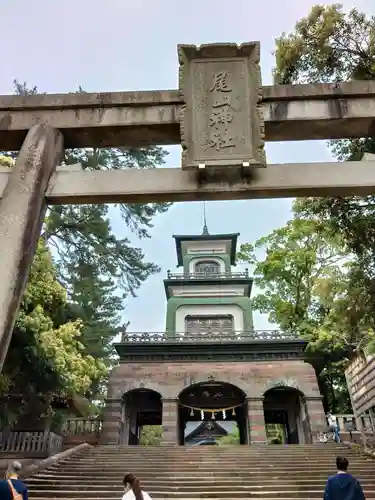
(101, 359, 325, 445)
(345, 354, 375, 423)
(107, 360, 321, 400)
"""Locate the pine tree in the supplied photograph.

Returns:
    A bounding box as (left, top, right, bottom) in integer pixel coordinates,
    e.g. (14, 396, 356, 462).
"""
(2, 80, 171, 369)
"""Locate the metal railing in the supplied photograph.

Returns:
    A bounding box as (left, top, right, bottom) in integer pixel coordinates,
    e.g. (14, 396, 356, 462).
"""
(166, 270, 249, 280)
(120, 330, 300, 343)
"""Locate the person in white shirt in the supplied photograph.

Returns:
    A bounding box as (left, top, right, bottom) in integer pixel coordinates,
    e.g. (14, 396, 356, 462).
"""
(122, 473, 152, 500)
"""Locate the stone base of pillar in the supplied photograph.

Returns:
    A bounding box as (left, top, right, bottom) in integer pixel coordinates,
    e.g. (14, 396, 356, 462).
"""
(305, 396, 326, 443)
(162, 398, 178, 446)
(247, 397, 267, 444)
(100, 398, 122, 445)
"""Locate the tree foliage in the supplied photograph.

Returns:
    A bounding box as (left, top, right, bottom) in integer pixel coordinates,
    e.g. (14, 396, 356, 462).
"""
(217, 427, 240, 445)
(1, 81, 171, 385)
(139, 425, 162, 446)
(273, 4, 375, 329)
(274, 4, 375, 85)
(1, 240, 106, 427)
(268, 4, 375, 411)
(0, 80, 171, 425)
(237, 212, 375, 413)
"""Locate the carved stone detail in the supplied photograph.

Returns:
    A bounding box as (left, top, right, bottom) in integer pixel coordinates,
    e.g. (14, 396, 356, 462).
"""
(178, 43, 265, 170)
(264, 378, 300, 391)
(118, 330, 298, 343)
(117, 350, 304, 363)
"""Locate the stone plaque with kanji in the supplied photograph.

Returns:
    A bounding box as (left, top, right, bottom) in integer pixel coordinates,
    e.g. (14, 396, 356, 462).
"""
(178, 43, 265, 170)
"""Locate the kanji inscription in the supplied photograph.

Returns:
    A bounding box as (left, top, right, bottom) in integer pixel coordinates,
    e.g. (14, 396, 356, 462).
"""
(208, 71, 235, 151)
(178, 43, 266, 170)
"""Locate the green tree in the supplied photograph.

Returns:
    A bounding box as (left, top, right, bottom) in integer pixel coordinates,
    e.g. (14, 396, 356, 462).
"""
(274, 4, 375, 85)
(0, 155, 14, 168)
(217, 427, 240, 445)
(273, 4, 375, 338)
(237, 216, 363, 413)
(266, 424, 284, 444)
(1, 239, 106, 427)
(139, 425, 162, 446)
(237, 218, 347, 333)
(2, 80, 172, 372)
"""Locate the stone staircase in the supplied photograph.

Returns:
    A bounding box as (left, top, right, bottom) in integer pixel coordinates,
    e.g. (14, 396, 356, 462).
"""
(26, 444, 375, 499)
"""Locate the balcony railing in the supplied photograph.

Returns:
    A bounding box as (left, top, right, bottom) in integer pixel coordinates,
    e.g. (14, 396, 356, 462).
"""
(166, 269, 249, 280)
(120, 330, 300, 343)
(62, 418, 103, 436)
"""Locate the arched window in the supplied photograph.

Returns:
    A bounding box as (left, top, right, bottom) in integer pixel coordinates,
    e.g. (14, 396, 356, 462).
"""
(194, 260, 220, 276)
(185, 315, 234, 336)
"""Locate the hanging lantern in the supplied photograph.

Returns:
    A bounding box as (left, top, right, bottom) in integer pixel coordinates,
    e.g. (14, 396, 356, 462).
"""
(201, 410, 204, 420)
(211, 411, 215, 420)
(190, 407, 194, 417)
(232, 408, 236, 416)
(222, 410, 226, 420)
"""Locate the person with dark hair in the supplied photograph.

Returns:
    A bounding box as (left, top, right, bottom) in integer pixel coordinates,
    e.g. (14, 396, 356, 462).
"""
(0, 461, 28, 500)
(122, 473, 152, 500)
(324, 456, 365, 500)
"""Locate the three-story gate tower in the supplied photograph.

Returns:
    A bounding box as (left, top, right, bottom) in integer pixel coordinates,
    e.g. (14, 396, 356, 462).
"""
(102, 226, 326, 445)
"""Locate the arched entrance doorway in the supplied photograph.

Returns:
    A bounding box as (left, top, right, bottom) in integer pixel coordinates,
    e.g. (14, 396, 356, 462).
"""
(178, 381, 247, 445)
(263, 387, 310, 444)
(121, 389, 162, 445)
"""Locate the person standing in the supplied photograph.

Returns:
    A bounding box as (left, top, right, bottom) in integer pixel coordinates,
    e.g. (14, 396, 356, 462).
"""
(0, 461, 28, 500)
(327, 414, 341, 443)
(333, 418, 341, 443)
(122, 473, 152, 500)
(324, 456, 365, 500)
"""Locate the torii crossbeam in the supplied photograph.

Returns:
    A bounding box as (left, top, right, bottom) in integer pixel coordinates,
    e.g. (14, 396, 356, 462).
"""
(0, 41, 375, 369)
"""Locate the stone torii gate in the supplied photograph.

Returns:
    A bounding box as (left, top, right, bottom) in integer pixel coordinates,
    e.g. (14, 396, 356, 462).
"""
(1, 42, 375, 369)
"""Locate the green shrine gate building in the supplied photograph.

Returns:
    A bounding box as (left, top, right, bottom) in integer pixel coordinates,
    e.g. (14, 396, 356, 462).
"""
(101, 229, 326, 445)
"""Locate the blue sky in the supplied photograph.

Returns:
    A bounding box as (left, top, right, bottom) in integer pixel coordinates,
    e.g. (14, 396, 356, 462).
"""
(1, 0, 372, 333)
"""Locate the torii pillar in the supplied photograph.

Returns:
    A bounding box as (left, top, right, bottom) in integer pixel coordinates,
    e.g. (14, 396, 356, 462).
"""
(0, 124, 63, 370)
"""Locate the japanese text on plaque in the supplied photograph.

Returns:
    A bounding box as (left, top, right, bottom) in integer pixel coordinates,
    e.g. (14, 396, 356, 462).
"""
(208, 71, 235, 151)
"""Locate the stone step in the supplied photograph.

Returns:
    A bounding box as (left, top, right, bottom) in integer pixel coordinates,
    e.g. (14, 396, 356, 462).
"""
(90, 447, 347, 451)
(89, 446, 350, 458)
(28, 498, 364, 500)
(30, 473, 375, 482)
(73, 451, 355, 457)
(26, 489, 375, 498)
(83, 456, 351, 462)
(44, 464, 375, 473)
(25, 481, 375, 491)
(80, 453, 357, 460)
(67, 453, 367, 457)
(57, 457, 370, 465)
(24, 444, 375, 500)
(89, 446, 347, 450)
(42, 470, 374, 479)
(89, 446, 353, 458)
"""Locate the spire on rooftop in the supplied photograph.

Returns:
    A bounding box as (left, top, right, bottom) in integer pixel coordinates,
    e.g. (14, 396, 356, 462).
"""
(202, 201, 209, 235)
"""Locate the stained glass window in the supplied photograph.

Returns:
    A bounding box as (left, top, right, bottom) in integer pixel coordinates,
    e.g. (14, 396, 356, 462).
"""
(194, 261, 220, 276)
(185, 315, 234, 336)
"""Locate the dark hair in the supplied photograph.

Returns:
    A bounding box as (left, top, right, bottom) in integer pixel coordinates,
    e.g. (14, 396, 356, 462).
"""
(336, 456, 349, 471)
(124, 473, 144, 500)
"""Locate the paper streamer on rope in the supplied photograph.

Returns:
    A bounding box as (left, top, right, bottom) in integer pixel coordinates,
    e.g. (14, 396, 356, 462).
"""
(179, 402, 244, 417)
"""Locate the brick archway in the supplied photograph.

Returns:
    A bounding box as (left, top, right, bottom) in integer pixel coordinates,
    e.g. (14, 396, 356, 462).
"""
(121, 388, 162, 445)
(177, 380, 248, 445)
(263, 385, 310, 444)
